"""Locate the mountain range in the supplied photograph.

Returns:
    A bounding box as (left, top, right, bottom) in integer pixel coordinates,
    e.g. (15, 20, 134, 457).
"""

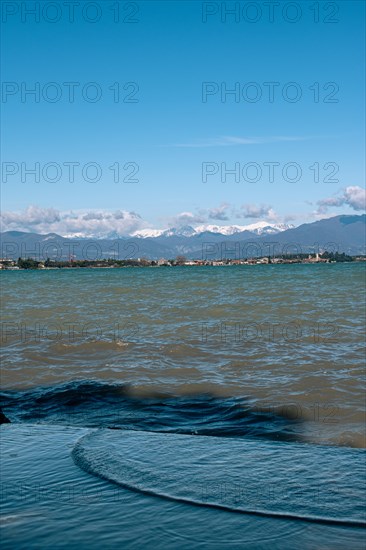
(1, 215, 365, 261)
(132, 221, 294, 238)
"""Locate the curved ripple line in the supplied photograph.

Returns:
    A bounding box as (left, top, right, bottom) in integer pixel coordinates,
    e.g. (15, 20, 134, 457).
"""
(72, 430, 366, 528)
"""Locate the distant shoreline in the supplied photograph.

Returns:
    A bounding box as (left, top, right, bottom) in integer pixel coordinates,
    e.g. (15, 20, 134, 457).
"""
(1, 253, 365, 270)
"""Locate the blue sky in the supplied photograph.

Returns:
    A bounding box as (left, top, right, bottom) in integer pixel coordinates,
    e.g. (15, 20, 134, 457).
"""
(1, 0, 365, 236)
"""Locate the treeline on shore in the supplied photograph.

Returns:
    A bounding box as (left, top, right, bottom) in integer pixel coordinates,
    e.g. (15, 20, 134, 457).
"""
(0, 251, 362, 269)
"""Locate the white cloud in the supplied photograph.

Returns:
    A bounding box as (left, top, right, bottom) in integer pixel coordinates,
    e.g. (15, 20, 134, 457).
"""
(170, 211, 207, 226)
(169, 204, 231, 226)
(1, 205, 61, 226)
(171, 203, 283, 226)
(172, 135, 307, 148)
(235, 204, 279, 221)
(316, 186, 366, 214)
(0, 206, 145, 237)
(208, 203, 230, 221)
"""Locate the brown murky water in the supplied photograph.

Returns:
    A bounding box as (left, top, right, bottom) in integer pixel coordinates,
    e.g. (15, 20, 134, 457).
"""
(1, 264, 365, 447)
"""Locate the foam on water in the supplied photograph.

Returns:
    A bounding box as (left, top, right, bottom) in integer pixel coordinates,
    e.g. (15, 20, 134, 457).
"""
(72, 429, 366, 527)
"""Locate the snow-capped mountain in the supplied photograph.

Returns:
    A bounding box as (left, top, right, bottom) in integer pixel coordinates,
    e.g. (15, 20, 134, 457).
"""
(131, 228, 166, 238)
(132, 222, 294, 238)
(1, 216, 365, 259)
(132, 225, 197, 238)
(193, 222, 294, 236)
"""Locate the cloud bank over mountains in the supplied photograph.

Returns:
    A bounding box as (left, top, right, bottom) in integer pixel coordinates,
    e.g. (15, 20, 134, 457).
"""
(0, 206, 143, 238)
(1, 186, 364, 238)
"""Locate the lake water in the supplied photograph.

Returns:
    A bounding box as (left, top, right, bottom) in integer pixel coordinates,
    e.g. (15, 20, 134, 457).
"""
(1, 264, 365, 547)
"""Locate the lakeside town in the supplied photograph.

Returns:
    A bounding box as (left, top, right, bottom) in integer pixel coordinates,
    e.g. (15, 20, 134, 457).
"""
(1, 252, 365, 270)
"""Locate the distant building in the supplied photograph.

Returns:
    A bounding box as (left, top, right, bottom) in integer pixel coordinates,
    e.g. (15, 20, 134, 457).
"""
(157, 258, 171, 266)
